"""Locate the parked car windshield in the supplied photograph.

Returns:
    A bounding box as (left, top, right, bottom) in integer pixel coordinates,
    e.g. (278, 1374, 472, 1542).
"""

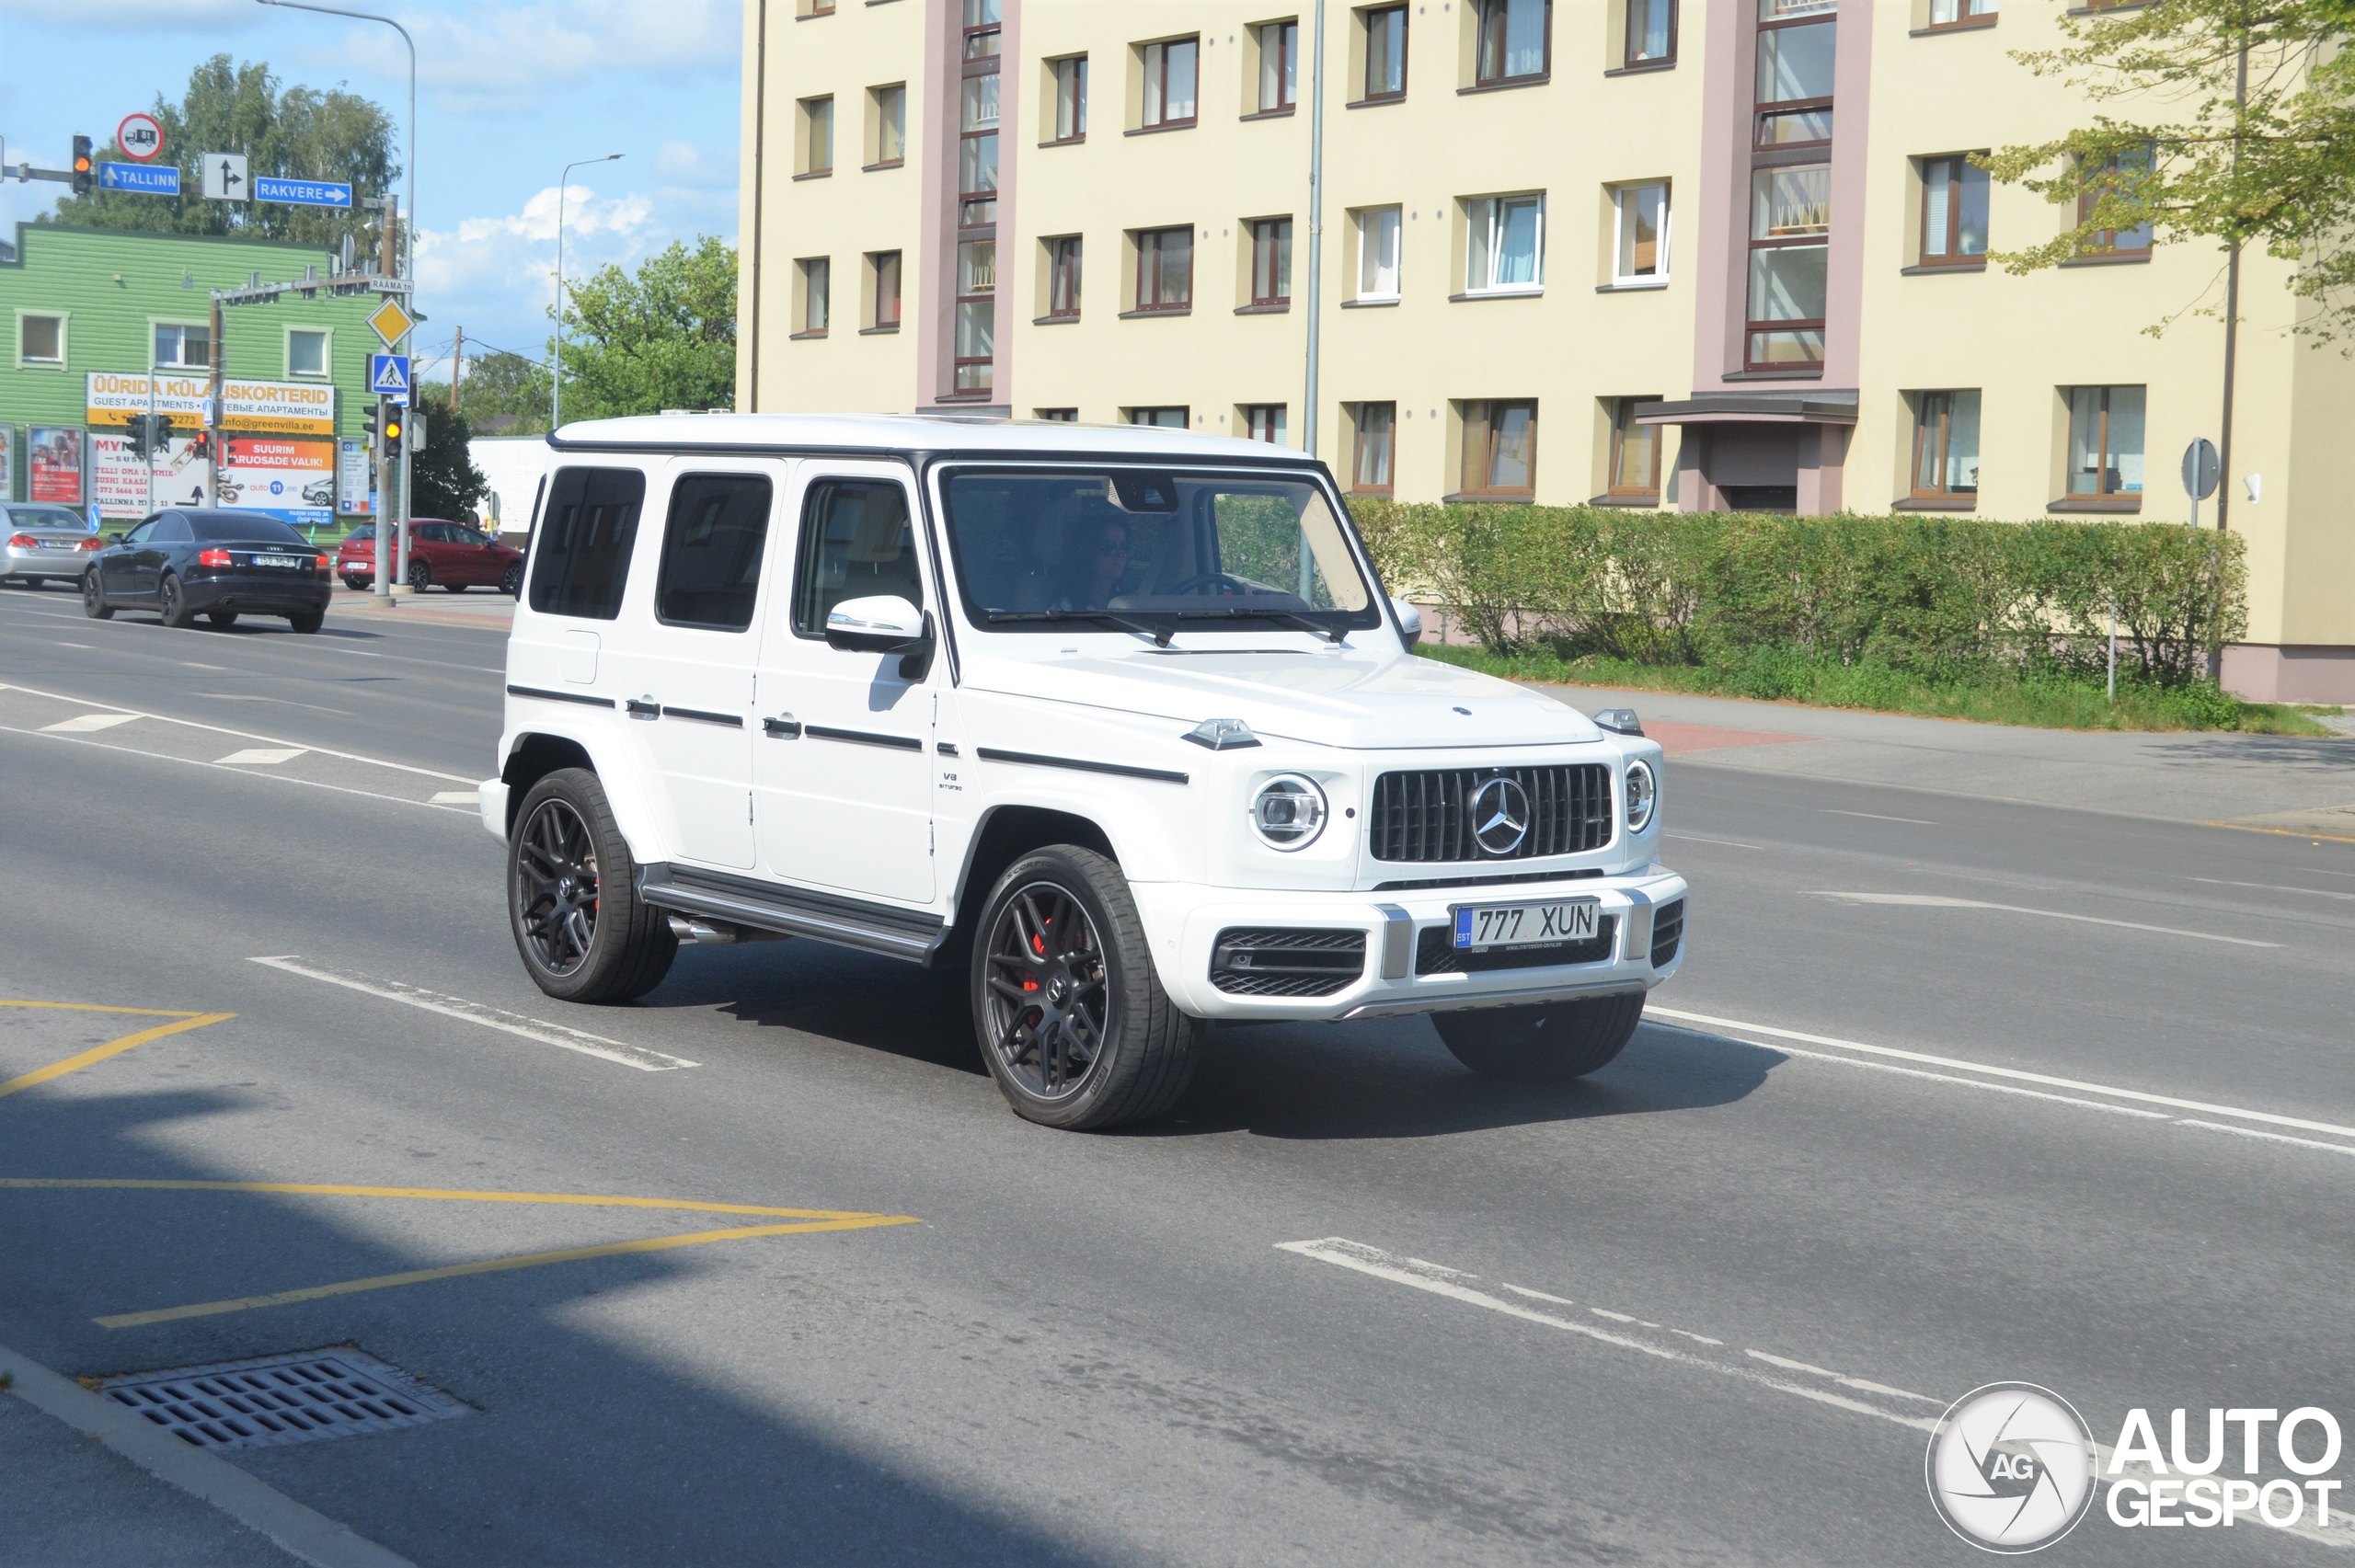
(939, 468, 1378, 636)
(189, 511, 307, 544)
(6, 505, 86, 531)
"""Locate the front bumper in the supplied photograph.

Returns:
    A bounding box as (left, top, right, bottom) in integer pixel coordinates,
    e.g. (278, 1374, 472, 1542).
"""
(1134, 867, 1689, 1022)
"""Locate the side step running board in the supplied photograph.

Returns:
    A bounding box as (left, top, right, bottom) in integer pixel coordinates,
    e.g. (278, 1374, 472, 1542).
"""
(636, 862, 946, 964)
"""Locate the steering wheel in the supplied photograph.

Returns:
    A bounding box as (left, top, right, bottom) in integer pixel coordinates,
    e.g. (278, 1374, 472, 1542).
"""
(1166, 572, 1250, 598)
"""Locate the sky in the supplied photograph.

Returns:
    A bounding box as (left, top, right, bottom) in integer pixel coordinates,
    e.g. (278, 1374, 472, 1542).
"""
(0, 0, 741, 388)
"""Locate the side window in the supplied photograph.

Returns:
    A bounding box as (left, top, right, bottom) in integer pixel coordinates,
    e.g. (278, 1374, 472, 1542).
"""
(656, 473, 774, 631)
(792, 479, 923, 638)
(529, 465, 646, 620)
(154, 515, 192, 543)
(121, 520, 157, 546)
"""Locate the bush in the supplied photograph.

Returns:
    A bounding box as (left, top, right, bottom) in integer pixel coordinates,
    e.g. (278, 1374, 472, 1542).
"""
(1350, 499, 2246, 688)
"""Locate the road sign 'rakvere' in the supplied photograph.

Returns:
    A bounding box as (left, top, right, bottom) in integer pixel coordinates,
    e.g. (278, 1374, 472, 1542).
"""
(256, 176, 352, 209)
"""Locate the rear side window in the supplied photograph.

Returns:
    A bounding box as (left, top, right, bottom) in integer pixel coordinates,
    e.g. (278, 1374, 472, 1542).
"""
(793, 479, 923, 638)
(657, 474, 773, 632)
(154, 516, 192, 544)
(530, 465, 646, 620)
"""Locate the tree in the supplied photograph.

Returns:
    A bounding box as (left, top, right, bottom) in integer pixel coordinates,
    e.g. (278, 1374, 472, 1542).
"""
(1982, 2, 2355, 340)
(409, 390, 488, 522)
(445, 352, 553, 436)
(556, 236, 737, 421)
(45, 54, 397, 257)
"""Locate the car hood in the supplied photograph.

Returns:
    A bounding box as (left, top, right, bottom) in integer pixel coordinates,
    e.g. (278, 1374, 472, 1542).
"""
(959, 643, 1601, 750)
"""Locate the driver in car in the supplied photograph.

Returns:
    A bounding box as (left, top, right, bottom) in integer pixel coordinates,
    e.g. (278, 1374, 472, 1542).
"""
(1055, 521, 1134, 610)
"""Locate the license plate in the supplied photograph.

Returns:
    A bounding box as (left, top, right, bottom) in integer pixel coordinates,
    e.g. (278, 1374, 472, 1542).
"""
(254, 554, 303, 568)
(1453, 898, 1600, 951)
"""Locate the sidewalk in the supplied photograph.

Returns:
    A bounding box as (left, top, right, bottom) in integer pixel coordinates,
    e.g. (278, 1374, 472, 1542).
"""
(1539, 681, 2355, 839)
(330, 586, 514, 632)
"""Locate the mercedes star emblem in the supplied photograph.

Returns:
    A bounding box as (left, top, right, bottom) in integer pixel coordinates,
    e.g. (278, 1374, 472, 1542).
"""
(1468, 776, 1531, 856)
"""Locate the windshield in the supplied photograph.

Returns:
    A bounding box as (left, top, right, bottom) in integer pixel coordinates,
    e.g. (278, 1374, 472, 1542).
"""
(8, 506, 86, 531)
(191, 511, 307, 544)
(940, 468, 1377, 635)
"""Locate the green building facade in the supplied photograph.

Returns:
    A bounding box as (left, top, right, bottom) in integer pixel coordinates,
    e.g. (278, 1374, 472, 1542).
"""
(1, 223, 392, 535)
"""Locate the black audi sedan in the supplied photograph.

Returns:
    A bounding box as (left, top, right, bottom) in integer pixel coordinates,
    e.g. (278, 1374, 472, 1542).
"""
(83, 509, 333, 632)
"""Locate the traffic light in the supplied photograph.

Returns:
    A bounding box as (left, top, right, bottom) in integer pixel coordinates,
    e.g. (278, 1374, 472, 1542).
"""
(124, 415, 151, 461)
(152, 412, 175, 449)
(362, 403, 380, 454)
(71, 135, 92, 196)
(382, 408, 404, 459)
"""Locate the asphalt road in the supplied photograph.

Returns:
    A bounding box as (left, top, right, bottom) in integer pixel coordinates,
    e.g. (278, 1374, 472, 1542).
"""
(5, 579, 2354, 1566)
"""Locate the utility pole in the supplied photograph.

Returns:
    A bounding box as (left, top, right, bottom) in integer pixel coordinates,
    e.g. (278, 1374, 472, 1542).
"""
(2216, 37, 2249, 533)
(205, 292, 225, 506)
(452, 325, 462, 416)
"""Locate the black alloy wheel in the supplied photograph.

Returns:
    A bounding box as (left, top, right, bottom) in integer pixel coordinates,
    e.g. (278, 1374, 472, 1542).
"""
(516, 795, 601, 978)
(288, 608, 324, 634)
(158, 573, 194, 628)
(406, 558, 431, 590)
(982, 880, 1111, 1103)
(500, 561, 524, 597)
(506, 768, 676, 1003)
(82, 572, 114, 620)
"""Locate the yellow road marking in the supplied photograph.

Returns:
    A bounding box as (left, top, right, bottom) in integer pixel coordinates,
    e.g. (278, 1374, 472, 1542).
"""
(0, 1001, 204, 1017)
(0, 1178, 894, 1221)
(96, 1216, 919, 1330)
(0, 1013, 236, 1099)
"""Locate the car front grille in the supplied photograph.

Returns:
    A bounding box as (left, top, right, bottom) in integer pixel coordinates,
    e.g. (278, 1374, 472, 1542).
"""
(1210, 928, 1367, 998)
(1649, 899, 1684, 967)
(1369, 765, 1614, 863)
(1416, 917, 1618, 976)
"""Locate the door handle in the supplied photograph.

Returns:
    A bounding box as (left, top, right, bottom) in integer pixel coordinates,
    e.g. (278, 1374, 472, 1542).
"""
(626, 697, 660, 720)
(762, 714, 801, 738)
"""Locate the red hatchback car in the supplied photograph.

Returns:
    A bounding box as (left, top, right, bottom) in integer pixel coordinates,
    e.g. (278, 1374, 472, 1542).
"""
(338, 519, 524, 595)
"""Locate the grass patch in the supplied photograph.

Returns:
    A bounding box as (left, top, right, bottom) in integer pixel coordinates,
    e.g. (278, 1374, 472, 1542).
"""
(1418, 644, 2344, 737)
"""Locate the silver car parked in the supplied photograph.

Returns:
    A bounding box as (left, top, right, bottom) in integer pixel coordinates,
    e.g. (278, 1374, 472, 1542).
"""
(0, 502, 102, 589)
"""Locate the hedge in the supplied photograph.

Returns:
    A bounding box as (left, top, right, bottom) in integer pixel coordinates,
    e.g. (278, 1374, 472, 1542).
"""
(1349, 500, 2247, 687)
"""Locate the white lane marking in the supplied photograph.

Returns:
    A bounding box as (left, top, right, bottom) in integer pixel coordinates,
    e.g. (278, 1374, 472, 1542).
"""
(247, 956, 697, 1073)
(1278, 1239, 1936, 1433)
(194, 692, 356, 716)
(214, 748, 308, 765)
(0, 722, 474, 813)
(1500, 1283, 1729, 1345)
(1692, 1029, 2173, 1119)
(40, 713, 139, 733)
(430, 789, 479, 804)
(178, 660, 227, 671)
(1810, 890, 2279, 948)
(2188, 875, 2355, 903)
(0, 680, 474, 783)
(1648, 1005, 2355, 1144)
(52, 640, 92, 649)
(2177, 1119, 2355, 1158)
(1665, 831, 1763, 851)
(1821, 809, 1935, 825)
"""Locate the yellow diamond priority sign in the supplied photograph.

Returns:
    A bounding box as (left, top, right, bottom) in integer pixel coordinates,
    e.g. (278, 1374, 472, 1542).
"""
(367, 294, 415, 349)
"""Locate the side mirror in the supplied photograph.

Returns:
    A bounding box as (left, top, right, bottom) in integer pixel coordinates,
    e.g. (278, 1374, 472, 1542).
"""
(1391, 597, 1424, 648)
(826, 594, 934, 679)
(107, 532, 125, 545)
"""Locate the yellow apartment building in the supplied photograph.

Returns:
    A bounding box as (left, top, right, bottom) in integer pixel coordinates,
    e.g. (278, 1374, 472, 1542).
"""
(738, 0, 2355, 701)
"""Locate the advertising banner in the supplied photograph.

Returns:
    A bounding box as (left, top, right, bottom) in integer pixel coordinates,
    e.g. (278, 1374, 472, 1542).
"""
(85, 372, 336, 437)
(0, 425, 13, 503)
(339, 439, 374, 516)
(91, 429, 209, 520)
(218, 434, 335, 529)
(28, 428, 84, 505)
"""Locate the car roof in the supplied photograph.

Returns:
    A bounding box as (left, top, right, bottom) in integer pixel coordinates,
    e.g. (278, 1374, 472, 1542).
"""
(547, 412, 1312, 464)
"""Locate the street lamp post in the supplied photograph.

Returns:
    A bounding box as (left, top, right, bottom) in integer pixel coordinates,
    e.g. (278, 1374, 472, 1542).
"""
(554, 154, 624, 432)
(256, 0, 414, 602)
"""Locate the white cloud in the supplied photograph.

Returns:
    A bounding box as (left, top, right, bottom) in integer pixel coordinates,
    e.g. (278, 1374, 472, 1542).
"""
(654, 140, 736, 190)
(414, 182, 656, 326)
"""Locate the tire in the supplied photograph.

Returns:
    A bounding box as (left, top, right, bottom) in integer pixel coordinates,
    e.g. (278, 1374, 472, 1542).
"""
(500, 562, 524, 597)
(971, 845, 1198, 1130)
(82, 572, 114, 619)
(1434, 992, 1646, 1083)
(158, 573, 195, 628)
(509, 767, 677, 1004)
(287, 608, 324, 634)
(406, 559, 431, 590)
(207, 610, 239, 628)
(340, 575, 364, 590)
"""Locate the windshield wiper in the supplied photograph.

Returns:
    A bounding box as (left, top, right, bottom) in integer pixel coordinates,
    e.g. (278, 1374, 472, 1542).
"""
(1172, 606, 1348, 644)
(985, 609, 1173, 647)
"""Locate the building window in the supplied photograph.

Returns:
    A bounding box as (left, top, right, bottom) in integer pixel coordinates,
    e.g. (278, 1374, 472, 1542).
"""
(1052, 56, 1088, 141)
(955, 240, 994, 392)
(803, 0, 835, 14)
(1612, 182, 1670, 282)
(799, 97, 834, 175)
(1143, 38, 1200, 129)
(1352, 402, 1396, 494)
(872, 85, 906, 166)
(1465, 194, 1545, 293)
(287, 327, 328, 377)
(963, 0, 1001, 61)
(1036, 408, 1078, 421)
(871, 251, 902, 328)
(1911, 390, 1981, 499)
(960, 74, 1000, 227)
(1755, 0, 1835, 149)
(1462, 400, 1537, 497)
(1918, 155, 1989, 266)
(1251, 219, 1293, 306)
(1357, 206, 1402, 299)
(1134, 226, 1194, 312)
(1926, 0, 1997, 26)
(798, 258, 831, 336)
(1244, 405, 1288, 444)
(19, 314, 64, 364)
(2078, 145, 2154, 256)
(1129, 406, 1189, 428)
(1363, 6, 1407, 99)
(154, 322, 212, 369)
(1475, 0, 1551, 85)
(1626, 0, 1676, 66)
(1047, 235, 1083, 317)
(1605, 398, 1660, 497)
(1258, 20, 1300, 111)
(2066, 386, 2145, 497)
(1747, 165, 1828, 368)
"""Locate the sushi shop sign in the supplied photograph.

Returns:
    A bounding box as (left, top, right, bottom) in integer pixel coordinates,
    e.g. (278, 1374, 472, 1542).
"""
(86, 372, 337, 437)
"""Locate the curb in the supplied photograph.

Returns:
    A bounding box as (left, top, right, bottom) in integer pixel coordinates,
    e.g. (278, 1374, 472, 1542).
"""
(0, 1339, 416, 1568)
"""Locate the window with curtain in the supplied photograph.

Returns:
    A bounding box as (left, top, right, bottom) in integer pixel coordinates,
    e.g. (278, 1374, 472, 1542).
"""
(2078, 145, 2154, 255)
(1927, 0, 1996, 26)
(1614, 183, 1670, 281)
(801, 97, 834, 174)
(1625, 0, 1675, 66)
(1746, 165, 1827, 367)
(1462, 400, 1537, 496)
(955, 240, 994, 392)
(1911, 391, 1981, 499)
(1754, 0, 1834, 148)
(1143, 38, 1200, 128)
(1606, 399, 1660, 496)
(798, 258, 830, 335)
(1048, 236, 1082, 317)
(960, 74, 999, 227)
(2066, 386, 2144, 497)
(1134, 227, 1193, 311)
(1052, 57, 1087, 141)
(873, 86, 905, 165)
(1919, 155, 1989, 266)
(1251, 219, 1293, 306)
(871, 251, 902, 328)
(1244, 405, 1287, 444)
(1466, 194, 1545, 292)
(287, 328, 327, 377)
(1352, 403, 1396, 493)
(1357, 207, 1401, 299)
(1258, 20, 1299, 110)
(1129, 407, 1189, 428)
(1363, 6, 1407, 98)
(1475, 0, 1550, 84)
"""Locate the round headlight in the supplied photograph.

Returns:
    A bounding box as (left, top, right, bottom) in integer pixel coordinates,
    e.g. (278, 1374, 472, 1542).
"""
(1249, 774, 1328, 850)
(1625, 759, 1657, 833)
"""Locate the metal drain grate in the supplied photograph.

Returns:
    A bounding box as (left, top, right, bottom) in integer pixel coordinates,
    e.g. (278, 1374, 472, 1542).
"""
(98, 1347, 469, 1451)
